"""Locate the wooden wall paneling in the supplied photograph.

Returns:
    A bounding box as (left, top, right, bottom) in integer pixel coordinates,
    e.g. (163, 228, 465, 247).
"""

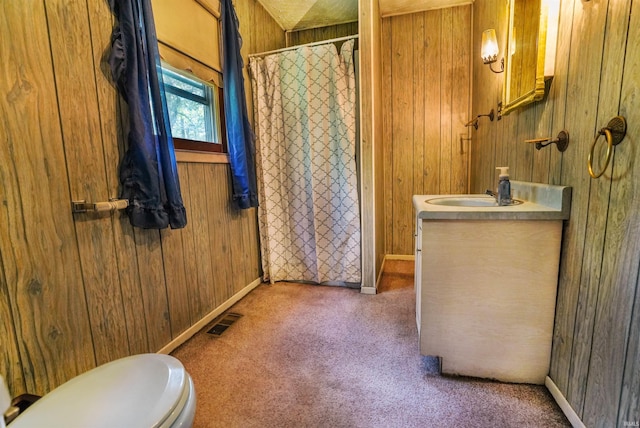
(439, 8, 453, 195)
(511, 107, 533, 182)
(582, 0, 636, 423)
(204, 165, 233, 302)
(237, 211, 259, 293)
(451, 6, 471, 194)
(267, 5, 286, 51)
(381, 18, 393, 255)
(423, 12, 442, 195)
(243, 208, 261, 284)
(383, 8, 471, 254)
(505, 112, 520, 185)
(320, 25, 340, 42)
(615, 10, 640, 424)
(185, 163, 217, 320)
(494, 115, 516, 192)
(0, 5, 25, 396)
(530, 94, 552, 184)
(85, 0, 151, 357)
(288, 29, 313, 46)
(561, 0, 611, 414)
(225, 171, 252, 294)
(483, 105, 498, 194)
(0, 258, 25, 396)
(287, 23, 359, 47)
(212, 167, 238, 296)
(390, 14, 414, 254)
(237, 206, 260, 291)
(45, 0, 131, 366)
(175, 163, 202, 326)
(546, 0, 576, 392)
(470, 0, 497, 194)
(0, 1, 96, 394)
(619, 276, 640, 426)
(133, 228, 172, 351)
(413, 13, 426, 199)
(547, 0, 591, 394)
(254, 2, 272, 53)
(160, 226, 192, 337)
(490, 1, 509, 192)
(468, 1, 482, 195)
(546, 0, 573, 187)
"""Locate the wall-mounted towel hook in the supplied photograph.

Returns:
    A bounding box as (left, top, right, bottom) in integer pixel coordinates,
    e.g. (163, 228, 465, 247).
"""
(465, 109, 495, 130)
(72, 199, 129, 214)
(588, 116, 627, 178)
(525, 130, 570, 152)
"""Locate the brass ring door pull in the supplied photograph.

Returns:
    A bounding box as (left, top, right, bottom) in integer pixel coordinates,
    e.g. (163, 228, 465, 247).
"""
(588, 116, 627, 178)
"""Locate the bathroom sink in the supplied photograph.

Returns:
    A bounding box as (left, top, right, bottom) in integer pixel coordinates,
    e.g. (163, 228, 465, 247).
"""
(425, 196, 522, 207)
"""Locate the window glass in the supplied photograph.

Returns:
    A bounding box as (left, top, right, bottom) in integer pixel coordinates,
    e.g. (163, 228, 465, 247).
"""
(161, 64, 225, 153)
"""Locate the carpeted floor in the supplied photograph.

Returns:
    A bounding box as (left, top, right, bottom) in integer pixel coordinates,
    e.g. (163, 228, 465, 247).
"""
(172, 260, 570, 427)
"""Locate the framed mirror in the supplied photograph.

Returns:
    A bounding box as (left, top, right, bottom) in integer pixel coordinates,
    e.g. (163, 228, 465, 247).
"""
(502, 0, 558, 115)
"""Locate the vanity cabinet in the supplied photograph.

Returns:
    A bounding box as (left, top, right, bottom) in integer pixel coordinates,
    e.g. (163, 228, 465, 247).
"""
(413, 181, 571, 384)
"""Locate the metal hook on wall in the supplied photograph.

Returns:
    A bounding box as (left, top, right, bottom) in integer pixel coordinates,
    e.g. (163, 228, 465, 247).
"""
(465, 109, 495, 130)
(588, 116, 627, 178)
(524, 130, 570, 152)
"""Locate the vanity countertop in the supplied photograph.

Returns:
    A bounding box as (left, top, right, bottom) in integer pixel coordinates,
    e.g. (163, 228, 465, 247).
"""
(413, 181, 572, 221)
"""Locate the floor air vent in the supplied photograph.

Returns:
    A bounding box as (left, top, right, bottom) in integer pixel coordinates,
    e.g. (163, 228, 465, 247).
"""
(207, 312, 243, 337)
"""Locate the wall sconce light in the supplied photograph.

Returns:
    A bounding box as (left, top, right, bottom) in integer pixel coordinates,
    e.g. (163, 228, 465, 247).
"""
(481, 29, 504, 73)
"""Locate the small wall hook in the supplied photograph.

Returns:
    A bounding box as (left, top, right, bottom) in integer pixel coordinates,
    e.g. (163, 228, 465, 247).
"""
(465, 109, 495, 130)
(525, 130, 570, 152)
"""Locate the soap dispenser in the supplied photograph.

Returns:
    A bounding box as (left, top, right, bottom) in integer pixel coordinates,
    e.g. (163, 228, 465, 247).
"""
(496, 167, 512, 206)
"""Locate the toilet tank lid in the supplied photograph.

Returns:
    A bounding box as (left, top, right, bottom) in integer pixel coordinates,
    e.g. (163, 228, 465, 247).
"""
(11, 354, 189, 428)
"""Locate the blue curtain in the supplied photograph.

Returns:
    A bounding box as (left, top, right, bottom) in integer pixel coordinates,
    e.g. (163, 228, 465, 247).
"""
(221, 0, 259, 209)
(109, 0, 187, 229)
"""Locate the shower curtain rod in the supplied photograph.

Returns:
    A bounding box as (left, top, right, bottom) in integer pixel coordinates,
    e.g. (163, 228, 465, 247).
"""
(248, 35, 359, 59)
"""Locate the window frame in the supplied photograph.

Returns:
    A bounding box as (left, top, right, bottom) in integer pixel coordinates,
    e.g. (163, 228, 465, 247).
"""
(161, 63, 227, 154)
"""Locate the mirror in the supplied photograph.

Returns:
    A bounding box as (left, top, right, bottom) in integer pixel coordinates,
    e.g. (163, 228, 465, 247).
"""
(502, 0, 559, 115)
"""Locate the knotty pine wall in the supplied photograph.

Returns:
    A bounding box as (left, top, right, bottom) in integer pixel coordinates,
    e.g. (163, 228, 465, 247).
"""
(382, 6, 472, 255)
(471, 0, 639, 425)
(0, 0, 283, 398)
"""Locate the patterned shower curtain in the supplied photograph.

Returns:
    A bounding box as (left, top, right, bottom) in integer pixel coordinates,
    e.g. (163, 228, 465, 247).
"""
(249, 39, 361, 285)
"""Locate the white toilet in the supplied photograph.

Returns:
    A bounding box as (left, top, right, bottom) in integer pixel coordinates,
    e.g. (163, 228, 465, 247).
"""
(9, 354, 196, 428)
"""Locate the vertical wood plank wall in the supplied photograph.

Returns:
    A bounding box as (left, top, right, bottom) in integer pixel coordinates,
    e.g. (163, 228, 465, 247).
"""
(0, 0, 283, 398)
(286, 22, 359, 47)
(471, 0, 640, 424)
(382, 6, 472, 256)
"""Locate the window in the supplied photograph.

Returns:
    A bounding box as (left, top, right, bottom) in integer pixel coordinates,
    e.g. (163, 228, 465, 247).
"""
(161, 64, 226, 153)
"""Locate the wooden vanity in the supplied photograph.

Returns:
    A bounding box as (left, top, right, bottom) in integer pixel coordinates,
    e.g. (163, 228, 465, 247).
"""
(413, 181, 571, 384)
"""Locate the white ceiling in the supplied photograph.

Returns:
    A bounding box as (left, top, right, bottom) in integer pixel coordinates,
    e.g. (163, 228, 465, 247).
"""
(257, 0, 471, 31)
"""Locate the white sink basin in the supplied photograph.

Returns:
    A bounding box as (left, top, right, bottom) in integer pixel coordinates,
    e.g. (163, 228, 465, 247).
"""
(426, 196, 522, 207)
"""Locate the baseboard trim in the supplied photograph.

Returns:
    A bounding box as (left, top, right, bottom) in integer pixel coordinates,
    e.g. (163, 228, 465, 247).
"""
(158, 277, 263, 355)
(545, 376, 585, 428)
(385, 254, 415, 261)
